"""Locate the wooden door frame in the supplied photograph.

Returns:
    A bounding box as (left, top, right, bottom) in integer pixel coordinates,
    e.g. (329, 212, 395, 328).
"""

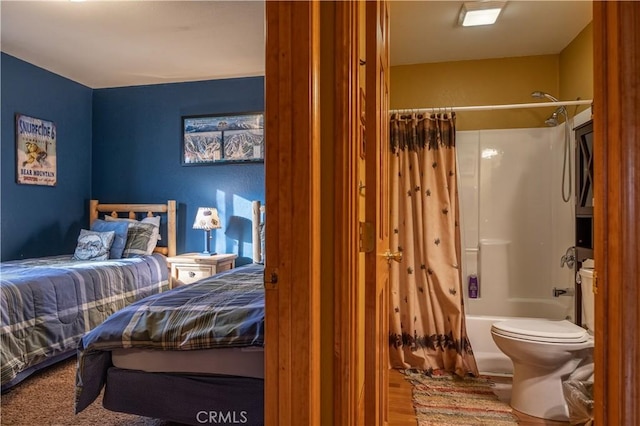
(264, 2, 364, 424)
(331, 1, 362, 425)
(264, 2, 321, 425)
(592, 2, 640, 425)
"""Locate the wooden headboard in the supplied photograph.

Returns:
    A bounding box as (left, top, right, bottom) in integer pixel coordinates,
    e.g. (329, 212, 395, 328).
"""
(89, 200, 177, 257)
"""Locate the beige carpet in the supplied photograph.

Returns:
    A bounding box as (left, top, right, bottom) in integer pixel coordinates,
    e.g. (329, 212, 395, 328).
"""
(0, 358, 179, 425)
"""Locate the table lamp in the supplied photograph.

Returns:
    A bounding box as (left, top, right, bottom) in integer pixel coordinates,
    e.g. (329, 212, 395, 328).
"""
(192, 207, 221, 256)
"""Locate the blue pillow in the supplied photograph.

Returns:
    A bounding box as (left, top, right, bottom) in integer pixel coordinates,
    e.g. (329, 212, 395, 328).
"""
(90, 219, 129, 259)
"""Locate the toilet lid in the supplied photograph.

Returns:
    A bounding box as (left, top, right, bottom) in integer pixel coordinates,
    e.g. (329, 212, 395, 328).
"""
(491, 319, 589, 343)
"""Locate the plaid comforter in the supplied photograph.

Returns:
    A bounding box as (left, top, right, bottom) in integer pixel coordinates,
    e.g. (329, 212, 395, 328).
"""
(1, 254, 169, 390)
(75, 263, 265, 413)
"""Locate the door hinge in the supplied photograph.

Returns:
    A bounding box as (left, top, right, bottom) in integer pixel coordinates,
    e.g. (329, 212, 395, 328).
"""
(593, 270, 598, 295)
(359, 221, 374, 253)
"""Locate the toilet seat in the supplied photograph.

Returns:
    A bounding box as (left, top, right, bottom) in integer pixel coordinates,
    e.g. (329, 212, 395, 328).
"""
(491, 319, 589, 344)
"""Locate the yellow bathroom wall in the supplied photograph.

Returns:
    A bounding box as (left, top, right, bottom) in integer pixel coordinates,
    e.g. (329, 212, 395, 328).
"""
(560, 22, 594, 118)
(390, 55, 559, 130)
(390, 22, 593, 131)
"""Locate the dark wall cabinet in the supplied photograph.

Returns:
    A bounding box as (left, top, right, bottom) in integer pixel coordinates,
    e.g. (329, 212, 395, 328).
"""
(575, 119, 594, 261)
(574, 119, 593, 327)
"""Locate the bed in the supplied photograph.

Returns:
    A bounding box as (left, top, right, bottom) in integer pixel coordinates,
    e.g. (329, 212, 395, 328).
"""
(75, 201, 265, 426)
(0, 200, 176, 392)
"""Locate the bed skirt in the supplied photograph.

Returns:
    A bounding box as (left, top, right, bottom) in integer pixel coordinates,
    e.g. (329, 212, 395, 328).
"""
(102, 367, 264, 426)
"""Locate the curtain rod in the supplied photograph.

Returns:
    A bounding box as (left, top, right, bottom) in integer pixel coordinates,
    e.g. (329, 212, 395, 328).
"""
(389, 99, 593, 113)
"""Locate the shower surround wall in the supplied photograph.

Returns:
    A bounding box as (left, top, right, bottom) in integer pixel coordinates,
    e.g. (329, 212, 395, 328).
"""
(457, 109, 591, 320)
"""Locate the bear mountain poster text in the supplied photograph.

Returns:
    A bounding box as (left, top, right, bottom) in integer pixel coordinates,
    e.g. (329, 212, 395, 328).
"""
(16, 114, 57, 186)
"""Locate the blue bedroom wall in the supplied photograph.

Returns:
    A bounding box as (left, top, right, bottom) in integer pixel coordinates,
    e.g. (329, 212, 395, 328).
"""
(91, 77, 265, 265)
(1, 53, 93, 261)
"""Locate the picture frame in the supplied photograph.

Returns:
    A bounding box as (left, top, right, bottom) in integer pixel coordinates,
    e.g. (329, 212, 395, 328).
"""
(182, 112, 264, 165)
(16, 113, 57, 186)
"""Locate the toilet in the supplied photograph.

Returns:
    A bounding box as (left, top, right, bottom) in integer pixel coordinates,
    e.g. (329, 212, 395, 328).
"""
(578, 259, 596, 336)
(490, 262, 595, 421)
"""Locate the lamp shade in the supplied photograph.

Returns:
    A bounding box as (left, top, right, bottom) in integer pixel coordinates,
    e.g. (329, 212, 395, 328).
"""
(192, 207, 221, 231)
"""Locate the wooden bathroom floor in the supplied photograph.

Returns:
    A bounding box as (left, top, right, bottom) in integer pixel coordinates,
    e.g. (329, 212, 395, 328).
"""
(388, 369, 571, 425)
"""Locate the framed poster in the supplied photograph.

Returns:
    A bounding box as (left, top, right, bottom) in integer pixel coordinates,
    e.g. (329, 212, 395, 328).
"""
(182, 112, 264, 165)
(16, 114, 57, 186)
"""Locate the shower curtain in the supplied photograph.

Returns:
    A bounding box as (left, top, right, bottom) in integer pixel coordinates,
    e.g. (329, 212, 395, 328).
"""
(388, 112, 478, 377)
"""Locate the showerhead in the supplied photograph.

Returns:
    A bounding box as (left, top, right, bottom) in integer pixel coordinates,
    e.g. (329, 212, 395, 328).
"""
(531, 91, 560, 103)
(544, 106, 567, 127)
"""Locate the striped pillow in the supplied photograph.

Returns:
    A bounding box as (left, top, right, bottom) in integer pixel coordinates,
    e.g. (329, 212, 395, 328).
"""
(122, 222, 158, 258)
(104, 215, 161, 255)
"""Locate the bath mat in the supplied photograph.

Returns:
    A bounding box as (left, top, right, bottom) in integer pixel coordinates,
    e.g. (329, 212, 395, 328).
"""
(402, 369, 519, 426)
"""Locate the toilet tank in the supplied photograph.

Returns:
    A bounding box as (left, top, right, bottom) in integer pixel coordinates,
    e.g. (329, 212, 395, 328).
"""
(578, 266, 595, 333)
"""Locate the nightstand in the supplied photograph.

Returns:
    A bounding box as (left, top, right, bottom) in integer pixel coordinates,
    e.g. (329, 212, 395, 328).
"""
(167, 253, 238, 288)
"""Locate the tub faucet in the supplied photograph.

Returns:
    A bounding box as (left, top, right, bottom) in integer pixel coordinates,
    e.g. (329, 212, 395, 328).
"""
(560, 246, 576, 269)
(553, 287, 575, 297)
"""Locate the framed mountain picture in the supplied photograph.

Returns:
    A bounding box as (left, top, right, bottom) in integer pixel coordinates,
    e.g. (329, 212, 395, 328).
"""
(182, 112, 264, 165)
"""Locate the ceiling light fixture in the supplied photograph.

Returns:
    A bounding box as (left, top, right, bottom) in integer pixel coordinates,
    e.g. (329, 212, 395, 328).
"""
(458, 1, 506, 27)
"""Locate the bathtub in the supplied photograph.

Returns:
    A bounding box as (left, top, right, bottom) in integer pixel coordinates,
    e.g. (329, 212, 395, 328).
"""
(465, 315, 513, 376)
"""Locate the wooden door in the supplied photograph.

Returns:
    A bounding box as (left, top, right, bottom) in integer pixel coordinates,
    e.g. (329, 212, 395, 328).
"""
(364, 1, 391, 424)
(592, 2, 640, 425)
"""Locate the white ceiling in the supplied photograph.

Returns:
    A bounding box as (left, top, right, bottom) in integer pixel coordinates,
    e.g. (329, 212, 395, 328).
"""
(0, 1, 592, 89)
